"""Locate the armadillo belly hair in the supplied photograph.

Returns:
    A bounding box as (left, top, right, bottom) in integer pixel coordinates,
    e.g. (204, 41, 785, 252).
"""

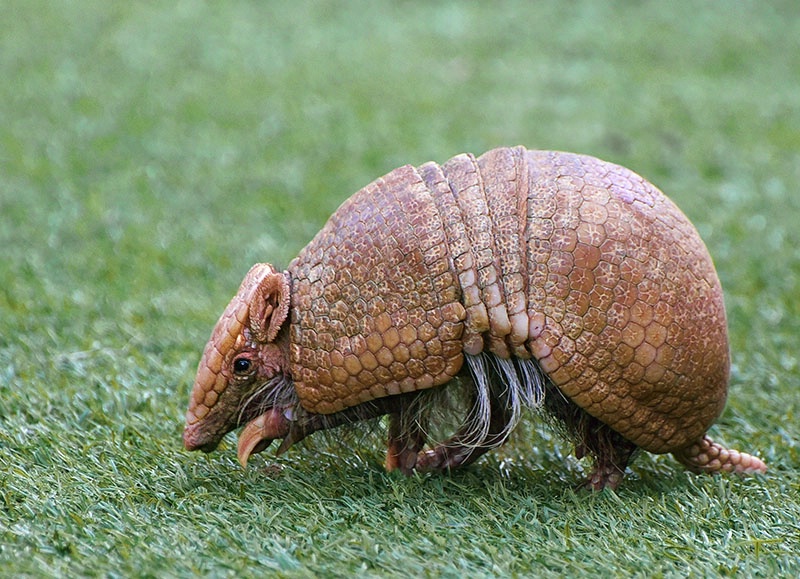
(380, 352, 548, 453)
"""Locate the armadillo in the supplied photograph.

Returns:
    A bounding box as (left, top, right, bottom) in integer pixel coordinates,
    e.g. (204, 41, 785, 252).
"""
(183, 147, 766, 490)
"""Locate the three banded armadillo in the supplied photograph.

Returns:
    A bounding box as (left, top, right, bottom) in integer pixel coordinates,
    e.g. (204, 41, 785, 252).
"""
(183, 147, 766, 490)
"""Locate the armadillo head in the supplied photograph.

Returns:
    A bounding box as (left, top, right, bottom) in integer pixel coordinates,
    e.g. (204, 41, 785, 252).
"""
(182, 263, 297, 464)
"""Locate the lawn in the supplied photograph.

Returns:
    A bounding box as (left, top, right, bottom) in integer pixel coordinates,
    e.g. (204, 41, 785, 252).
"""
(1, 0, 799, 576)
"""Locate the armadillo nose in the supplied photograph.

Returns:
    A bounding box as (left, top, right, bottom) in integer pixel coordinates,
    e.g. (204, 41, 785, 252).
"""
(182, 424, 220, 453)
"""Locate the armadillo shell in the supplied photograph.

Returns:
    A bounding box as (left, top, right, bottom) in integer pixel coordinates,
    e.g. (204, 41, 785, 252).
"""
(287, 147, 729, 454)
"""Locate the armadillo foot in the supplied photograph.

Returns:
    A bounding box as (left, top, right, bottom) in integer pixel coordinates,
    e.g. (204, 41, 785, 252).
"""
(578, 435, 638, 491)
(672, 435, 767, 475)
(582, 463, 626, 492)
(385, 412, 427, 475)
(237, 408, 292, 468)
(415, 442, 493, 473)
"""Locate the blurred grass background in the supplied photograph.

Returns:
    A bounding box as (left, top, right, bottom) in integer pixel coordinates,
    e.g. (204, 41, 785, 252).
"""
(1, 0, 798, 576)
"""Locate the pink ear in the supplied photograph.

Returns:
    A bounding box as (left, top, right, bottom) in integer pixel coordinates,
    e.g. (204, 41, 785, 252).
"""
(248, 270, 290, 343)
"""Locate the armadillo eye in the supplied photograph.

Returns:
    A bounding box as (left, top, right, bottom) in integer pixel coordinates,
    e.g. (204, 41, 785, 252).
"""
(233, 357, 252, 375)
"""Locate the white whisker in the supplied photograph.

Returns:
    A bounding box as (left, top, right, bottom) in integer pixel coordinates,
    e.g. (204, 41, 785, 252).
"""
(237, 374, 297, 426)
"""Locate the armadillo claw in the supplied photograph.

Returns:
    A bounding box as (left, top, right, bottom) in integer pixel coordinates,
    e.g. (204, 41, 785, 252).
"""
(236, 409, 291, 468)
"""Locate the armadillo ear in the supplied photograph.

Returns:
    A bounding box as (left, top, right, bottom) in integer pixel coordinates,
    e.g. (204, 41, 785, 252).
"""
(248, 267, 290, 343)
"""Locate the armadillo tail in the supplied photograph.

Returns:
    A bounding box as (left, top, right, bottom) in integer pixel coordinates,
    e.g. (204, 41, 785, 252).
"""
(673, 435, 767, 475)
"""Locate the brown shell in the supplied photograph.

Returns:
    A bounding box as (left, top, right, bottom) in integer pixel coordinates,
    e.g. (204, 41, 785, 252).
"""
(287, 147, 729, 454)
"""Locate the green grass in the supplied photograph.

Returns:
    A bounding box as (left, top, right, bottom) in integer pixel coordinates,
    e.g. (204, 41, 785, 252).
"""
(2, 0, 799, 576)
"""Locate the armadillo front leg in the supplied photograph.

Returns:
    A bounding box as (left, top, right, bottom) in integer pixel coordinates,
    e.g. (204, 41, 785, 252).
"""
(415, 359, 521, 472)
(415, 390, 514, 473)
(385, 409, 427, 475)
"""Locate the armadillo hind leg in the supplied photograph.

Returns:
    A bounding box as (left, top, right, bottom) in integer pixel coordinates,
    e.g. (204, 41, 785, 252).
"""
(572, 414, 639, 491)
(672, 435, 767, 475)
(580, 434, 639, 491)
(542, 379, 639, 490)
